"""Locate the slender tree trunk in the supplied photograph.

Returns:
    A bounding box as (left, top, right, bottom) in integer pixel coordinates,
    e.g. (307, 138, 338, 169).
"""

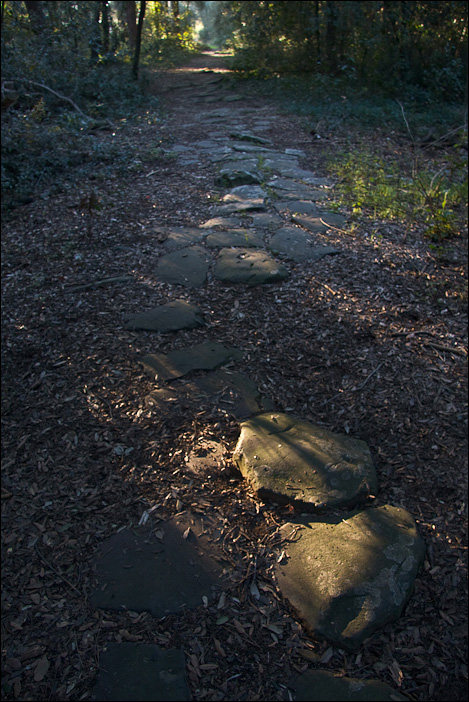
(132, 0, 146, 80)
(325, 0, 337, 74)
(24, 0, 46, 32)
(90, 2, 102, 64)
(315, 0, 321, 64)
(126, 0, 137, 49)
(101, 1, 110, 53)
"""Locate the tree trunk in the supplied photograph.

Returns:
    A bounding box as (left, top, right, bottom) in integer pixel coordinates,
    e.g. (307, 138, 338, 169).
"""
(132, 0, 146, 80)
(315, 0, 321, 64)
(126, 0, 137, 49)
(325, 0, 337, 74)
(24, 0, 46, 32)
(90, 2, 102, 64)
(101, 1, 110, 53)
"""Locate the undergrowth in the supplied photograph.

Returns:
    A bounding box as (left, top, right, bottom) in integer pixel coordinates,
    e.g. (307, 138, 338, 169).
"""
(232, 73, 468, 241)
(328, 144, 467, 241)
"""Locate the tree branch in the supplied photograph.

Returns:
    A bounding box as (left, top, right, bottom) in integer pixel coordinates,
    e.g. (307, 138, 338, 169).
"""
(4, 77, 89, 119)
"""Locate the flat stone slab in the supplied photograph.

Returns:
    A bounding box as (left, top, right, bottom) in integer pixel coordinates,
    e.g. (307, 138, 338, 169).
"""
(206, 229, 265, 248)
(155, 246, 209, 287)
(215, 167, 262, 188)
(273, 199, 320, 216)
(162, 227, 205, 250)
(268, 177, 326, 200)
(292, 211, 347, 232)
(275, 165, 325, 183)
(91, 513, 228, 618)
(247, 212, 283, 230)
(138, 341, 243, 381)
(275, 505, 425, 651)
(232, 413, 377, 511)
(92, 643, 190, 702)
(289, 669, 407, 701)
(230, 131, 271, 145)
(123, 300, 204, 332)
(223, 184, 267, 204)
(146, 369, 274, 419)
(213, 200, 266, 215)
(200, 216, 241, 229)
(269, 227, 340, 263)
(232, 143, 272, 153)
(214, 248, 289, 286)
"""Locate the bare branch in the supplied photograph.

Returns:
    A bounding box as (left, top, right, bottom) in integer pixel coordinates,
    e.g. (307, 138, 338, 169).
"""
(4, 77, 89, 119)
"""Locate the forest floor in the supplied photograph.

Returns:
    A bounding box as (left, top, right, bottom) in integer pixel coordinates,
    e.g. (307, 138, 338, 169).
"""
(1, 51, 468, 701)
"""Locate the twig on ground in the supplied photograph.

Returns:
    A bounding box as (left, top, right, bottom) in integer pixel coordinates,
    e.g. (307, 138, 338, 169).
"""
(35, 545, 83, 597)
(424, 342, 467, 357)
(6, 77, 90, 119)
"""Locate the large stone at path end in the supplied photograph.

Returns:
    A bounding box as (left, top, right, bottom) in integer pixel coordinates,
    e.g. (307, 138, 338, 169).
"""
(275, 506, 425, 651)
(91, 512, 228, 618)
(123, 300, 204, 332)
(290, 669, 407, 701)
(214, 248, 289, 286)
(92, 643, 190, 701)
(155, 246, 209, 287)
(233, 413, 377, 511)
(139, 340, 243, 381)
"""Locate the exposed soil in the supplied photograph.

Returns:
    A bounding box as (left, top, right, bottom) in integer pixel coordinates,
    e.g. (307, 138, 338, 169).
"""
(1, 51, 467, 701)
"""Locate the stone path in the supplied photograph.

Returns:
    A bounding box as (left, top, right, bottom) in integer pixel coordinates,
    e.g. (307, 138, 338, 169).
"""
(90, 55, 423, 701)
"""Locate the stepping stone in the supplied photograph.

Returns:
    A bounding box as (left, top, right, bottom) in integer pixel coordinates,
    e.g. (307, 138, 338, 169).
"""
(205, 147, 233, 162)
(267, 177, 323, 200)
(200, 217, 241, 229)
(214, 248, 289, 286)
(247, 212, 283, 230)
(223, 184, 268, 205)
(230, 131, 271, 145)
(233, 413, 377, 511)
(193, 139, 225, 149)
(273, 199, 320, 216)
(213, 199, 266, 215)
(276, 165, 325, 183)
(123, 300, 204, 332)
(139, 341, 243, 381)
(146, 369, 274, 420)
(155, 246, 209, 288)
(189, 369, 274, 418)
(215, 167, 262, 188)
(232, 143, 272, 153)
(275, 505, 425, 651)
(269, 227, 340, 263)
(92, 643, 190, 702)
(292, 211, 347, 233)
(91, 513, 228, 618)
(206, 229, 265, 248)
(162, 227, 205, 250)
(263, 156, 300, 172)
(289, 669, 407, 701)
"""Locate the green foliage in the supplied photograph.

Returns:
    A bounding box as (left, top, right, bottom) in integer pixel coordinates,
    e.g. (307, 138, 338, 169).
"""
(1, 0, 197, 209)
(328, 144, 467, 241)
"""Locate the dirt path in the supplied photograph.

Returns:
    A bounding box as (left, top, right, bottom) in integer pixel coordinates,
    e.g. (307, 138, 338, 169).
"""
(1, 52, 467, 702)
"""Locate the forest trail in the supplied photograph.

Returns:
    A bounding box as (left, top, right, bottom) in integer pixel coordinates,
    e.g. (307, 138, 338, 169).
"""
(1, 51, 467, 702)
(89, 51, 420, 702)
